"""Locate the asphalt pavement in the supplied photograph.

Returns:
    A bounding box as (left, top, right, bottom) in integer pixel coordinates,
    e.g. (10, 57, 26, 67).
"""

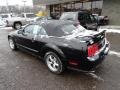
(0, 27, 120, 90)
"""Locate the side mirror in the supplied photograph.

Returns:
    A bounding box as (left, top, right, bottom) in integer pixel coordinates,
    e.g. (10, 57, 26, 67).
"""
(18, 29, 23, 34)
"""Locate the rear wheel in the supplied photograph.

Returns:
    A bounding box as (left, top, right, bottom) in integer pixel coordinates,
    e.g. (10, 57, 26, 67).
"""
(44, 52, 65, 74)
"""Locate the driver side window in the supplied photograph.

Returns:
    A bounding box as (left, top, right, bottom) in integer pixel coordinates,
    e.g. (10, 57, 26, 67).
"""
(40, 27, 47, 35)
(33, 25, 41, 35)
(23, 25, 47, 36)
(33, 25, 47, 36)
(24, 25, 34, 35)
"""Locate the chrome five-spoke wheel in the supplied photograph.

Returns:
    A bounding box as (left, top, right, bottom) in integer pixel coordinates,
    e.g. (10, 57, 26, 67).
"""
(8, 38, 17, 50)
(45, 52, 64, 74)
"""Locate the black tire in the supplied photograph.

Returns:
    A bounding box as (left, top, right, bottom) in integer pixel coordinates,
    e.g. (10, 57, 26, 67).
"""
(8, 37, 17, 50)
(13, 22, 22, 30)
(44, 52, 65, 74)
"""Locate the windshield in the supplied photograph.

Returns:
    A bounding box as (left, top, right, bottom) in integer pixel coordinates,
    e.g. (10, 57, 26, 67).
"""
(90, 14, 97, 23)
(35, 17, 52, 21)
(26, 14, 36, 18)
(1, 15, 8, 18)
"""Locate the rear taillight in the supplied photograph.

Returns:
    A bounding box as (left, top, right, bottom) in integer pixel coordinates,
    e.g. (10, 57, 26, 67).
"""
(88, 43, 99, 57)
(69, 60, 79, 66)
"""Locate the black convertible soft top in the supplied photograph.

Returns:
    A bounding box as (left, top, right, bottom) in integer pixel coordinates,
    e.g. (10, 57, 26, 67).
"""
(40, 20, 73, 29)
(36, 20, 74, 37)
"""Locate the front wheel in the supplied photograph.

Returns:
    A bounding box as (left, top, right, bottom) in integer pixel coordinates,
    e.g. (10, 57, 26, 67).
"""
(44, 52, 65, 74)
(8, 37, 17, 50)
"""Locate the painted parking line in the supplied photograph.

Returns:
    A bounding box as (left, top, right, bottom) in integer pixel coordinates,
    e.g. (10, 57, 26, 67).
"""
(86, 50, 120, 81)
(100, 26, 120, 29)
(0, 26, 25, 30)
(109, 50, 120, 58)
(86, 73, 104, 82)
(0, 27, 12, 30)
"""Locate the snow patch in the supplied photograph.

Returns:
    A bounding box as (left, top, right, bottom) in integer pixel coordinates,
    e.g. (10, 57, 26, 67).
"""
(87, 73, 104, 82)
(99, 29, 120, 34)
(0, 27, 12, 30)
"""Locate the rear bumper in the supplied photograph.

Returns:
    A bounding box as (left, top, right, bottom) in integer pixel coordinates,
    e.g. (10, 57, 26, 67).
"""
(68, 40, 110, 71)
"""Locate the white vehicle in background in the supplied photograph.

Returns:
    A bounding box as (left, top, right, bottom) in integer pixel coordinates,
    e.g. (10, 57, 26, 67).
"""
(0, 13, 17, 19)
(0, 13, 12, 19)
(21, 13, 36, 18)
(32, 16, 52, 22)
(5, 13, 37, 30)
(0, 16, 7, 27)
(20, 13, 36, 21)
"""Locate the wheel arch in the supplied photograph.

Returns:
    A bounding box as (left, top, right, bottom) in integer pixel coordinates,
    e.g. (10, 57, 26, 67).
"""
(8, 35, 13, 40)
(13, 21, 22, 26)
(40, 44, 66, 60)
(8, 35, 16, 43)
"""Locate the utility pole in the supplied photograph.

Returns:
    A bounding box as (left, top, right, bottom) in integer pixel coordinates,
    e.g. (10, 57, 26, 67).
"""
(22, 0, 27, 13)
(81, 0, 84, 9)
(6, 0, 9, 13)
(91, 0, 93, 11)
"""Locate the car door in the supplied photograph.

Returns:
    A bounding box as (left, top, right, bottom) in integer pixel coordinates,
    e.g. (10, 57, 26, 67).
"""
(30, 25, 43, 52)
(34, 25, 48, 52)
(24, 24, 48, 53)
(16, 24, 35, 50)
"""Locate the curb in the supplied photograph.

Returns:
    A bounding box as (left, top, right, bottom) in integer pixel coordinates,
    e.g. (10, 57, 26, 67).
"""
(100, 25, 120, 30)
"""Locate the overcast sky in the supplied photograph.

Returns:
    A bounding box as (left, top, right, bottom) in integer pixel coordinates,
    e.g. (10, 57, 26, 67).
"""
(0, 0, 33, 6)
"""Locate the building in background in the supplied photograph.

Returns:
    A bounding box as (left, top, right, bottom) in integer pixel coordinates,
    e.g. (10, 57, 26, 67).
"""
(33, 0, 103, 19)
(102, 0, 120, 25)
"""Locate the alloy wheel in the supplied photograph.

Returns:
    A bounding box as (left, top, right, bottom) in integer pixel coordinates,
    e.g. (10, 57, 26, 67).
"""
(46, 54, 60, 72)
(9, 39, 15, 49)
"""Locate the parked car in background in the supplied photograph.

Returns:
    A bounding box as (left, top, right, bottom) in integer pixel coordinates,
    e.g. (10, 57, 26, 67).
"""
(99, 15, 109, 25)
(8, 20, 110, 74)
(0, 16, 6, 27)
(32, 16, 52, 22)
(93, 14, 109, 25)
(60, 11, 98, 30)
(0, 13, 13, 19)
(6, 16, 28, 30)
(5, 13, 37, 30)
(20, 13, 36, 21)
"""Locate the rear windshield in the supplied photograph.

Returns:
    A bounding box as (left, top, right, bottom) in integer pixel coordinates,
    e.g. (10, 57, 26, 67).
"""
(45, 24, 85, 37)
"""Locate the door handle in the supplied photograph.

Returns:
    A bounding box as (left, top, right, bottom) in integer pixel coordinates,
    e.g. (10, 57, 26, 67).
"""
(32, 38, 35, 42)
(32, 35, 37, 43)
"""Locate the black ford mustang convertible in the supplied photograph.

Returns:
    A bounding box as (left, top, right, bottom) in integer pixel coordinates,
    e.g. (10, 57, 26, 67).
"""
(8, 20, 110, 74)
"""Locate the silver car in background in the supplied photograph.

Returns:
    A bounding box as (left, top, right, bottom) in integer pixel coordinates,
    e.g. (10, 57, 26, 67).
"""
(5, 13, 37, 30)
(0, 16, 6, 27)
